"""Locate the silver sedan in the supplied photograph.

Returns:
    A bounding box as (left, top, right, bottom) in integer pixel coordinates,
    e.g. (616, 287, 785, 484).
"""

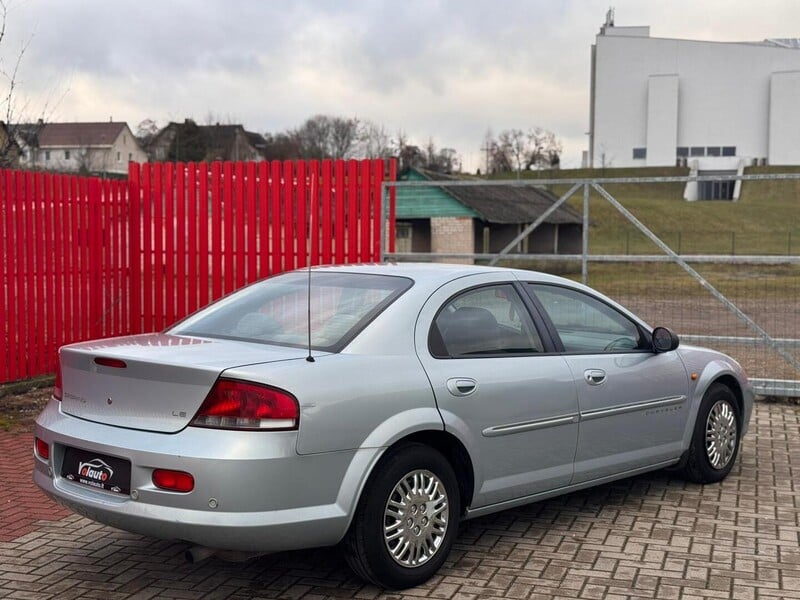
(34, 263, 753, 589)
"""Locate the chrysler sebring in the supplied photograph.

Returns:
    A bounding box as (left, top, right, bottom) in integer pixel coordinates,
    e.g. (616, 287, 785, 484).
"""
(34, 263, 752, 588)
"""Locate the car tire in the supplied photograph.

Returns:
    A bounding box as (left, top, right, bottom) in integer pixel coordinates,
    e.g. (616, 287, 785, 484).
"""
(344, 442, 460, 589)
(680, 383, 741, 484)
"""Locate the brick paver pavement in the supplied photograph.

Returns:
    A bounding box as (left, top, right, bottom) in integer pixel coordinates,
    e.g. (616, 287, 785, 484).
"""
(1, 401, 797, 599)
(0, 432, 70, 542)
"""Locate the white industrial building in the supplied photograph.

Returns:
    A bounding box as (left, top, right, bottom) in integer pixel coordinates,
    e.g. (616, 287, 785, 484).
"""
(589, 12, 800, 199)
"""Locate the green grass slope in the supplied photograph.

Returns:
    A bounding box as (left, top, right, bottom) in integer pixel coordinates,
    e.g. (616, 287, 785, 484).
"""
(489, 166, 800, 255)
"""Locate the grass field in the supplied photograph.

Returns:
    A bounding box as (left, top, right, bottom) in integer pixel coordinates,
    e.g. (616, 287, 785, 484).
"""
(491, 166, 800, 255)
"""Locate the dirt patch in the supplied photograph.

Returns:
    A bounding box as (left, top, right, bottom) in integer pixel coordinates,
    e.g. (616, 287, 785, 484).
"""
(0, 386, 52, 433)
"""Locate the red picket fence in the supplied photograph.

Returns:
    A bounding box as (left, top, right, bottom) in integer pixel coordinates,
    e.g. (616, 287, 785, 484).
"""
(0, 159, 396, 384)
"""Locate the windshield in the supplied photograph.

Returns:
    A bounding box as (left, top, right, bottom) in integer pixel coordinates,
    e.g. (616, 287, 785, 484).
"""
(170, 271, 413, 351)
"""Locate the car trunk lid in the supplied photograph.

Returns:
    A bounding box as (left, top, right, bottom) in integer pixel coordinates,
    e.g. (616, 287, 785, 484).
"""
(59, 333, 310, 433)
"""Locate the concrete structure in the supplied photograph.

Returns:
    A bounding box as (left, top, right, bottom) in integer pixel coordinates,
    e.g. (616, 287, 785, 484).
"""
(589, 11, 800, 199)
(17, 121, 147, 176)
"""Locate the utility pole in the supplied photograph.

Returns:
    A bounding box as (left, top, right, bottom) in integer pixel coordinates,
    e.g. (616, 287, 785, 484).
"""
(480, 140, 492, 176)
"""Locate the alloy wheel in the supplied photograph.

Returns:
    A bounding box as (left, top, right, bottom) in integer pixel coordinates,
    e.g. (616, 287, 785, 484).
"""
(705, 399, 738, 469)
(383, 469, 449, 567)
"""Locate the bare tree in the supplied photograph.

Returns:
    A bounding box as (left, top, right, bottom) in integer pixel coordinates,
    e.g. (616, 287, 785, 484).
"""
(487, 139, 512, 174)
(392, 131, 461, 174)
(261, 131, 302, 160)
(488, 127, 563, 176)
(525, 127, 563, 171)
(497, 129, 528, 178)
(292, 114, 360, 159)
(0, 1, 68, 168)
(358, 120, 392, 159)
(329, 116, 359, 158)
(438, 148, 461, 173)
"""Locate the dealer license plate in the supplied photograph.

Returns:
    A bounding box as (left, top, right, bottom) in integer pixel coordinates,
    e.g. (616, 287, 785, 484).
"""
(61, 447, 131, 495)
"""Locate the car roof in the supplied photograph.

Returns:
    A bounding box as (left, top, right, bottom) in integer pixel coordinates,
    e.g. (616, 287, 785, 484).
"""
(303, 262, 651, 332)
(306, 262, 574, 288)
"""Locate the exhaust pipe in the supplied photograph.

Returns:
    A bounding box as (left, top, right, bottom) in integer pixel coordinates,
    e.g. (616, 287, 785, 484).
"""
(185, 545, 217, 563)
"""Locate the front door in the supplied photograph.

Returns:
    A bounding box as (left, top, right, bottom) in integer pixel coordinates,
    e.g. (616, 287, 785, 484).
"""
(525, 283, 690, 484)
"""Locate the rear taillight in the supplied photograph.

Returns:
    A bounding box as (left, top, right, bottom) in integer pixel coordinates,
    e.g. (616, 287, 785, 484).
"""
(152, 469, 194, 493)
(53, 356, 63, 401)
(34, 437, 50, 460)
(190, 379, 299, 430)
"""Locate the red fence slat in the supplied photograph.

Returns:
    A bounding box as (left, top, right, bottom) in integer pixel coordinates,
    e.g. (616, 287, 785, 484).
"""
(33, 173, 45, 373)
(211, 162, 223, 301)
(296, 161, 307, 269)
(270, 161, 281, 276)
(282, 161, 294, 272)
(198, 162, 210, 308)
(186, 162, 198, 315)
(319, 160, 330, 265)
(164, 162, 176, 328)
(234, 161, 246, 290)
(257, 161, 269, 278)
(0, 172, 9, 381)
(359, 160, 370, 262)
(223, 161, 234, 296)
(128, 163, 142, 335)
(333, 160, 344, 264)
(372, 159, 384, 261)
(245, 161, 257, 282)
(310, 161, 321, 266)
(175, 163, 186, 321)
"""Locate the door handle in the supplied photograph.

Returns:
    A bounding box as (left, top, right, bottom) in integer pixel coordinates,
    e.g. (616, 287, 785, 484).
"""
(446, 378, 477, 396)
(584, 369, 606, 386)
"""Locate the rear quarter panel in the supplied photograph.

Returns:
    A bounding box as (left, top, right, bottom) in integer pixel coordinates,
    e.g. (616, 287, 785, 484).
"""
(224, 353, 441, 456)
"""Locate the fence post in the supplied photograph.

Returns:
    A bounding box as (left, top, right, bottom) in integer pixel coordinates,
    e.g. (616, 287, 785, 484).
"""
(388, 158, 397, 255)
(582, 183, 589, 285)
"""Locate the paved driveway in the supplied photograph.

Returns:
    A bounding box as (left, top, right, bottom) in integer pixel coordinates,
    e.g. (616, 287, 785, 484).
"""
(2, 401, 798, 600)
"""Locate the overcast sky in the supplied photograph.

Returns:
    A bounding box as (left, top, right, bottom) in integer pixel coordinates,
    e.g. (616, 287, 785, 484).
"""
(4, 0, 800, 171)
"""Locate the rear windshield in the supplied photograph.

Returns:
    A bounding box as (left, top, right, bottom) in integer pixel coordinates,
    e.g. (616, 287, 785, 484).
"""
(170, 271, 413, 351)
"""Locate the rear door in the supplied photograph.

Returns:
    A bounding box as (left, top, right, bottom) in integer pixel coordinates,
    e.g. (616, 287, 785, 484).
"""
(525, 283, 690, 484)
(415, 273, 579, 509)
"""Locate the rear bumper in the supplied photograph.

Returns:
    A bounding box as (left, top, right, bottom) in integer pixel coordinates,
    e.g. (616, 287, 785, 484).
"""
(34, 398, 380, 552)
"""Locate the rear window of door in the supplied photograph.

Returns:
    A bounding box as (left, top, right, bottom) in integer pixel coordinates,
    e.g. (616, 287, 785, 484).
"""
(429, 284, 544, 357)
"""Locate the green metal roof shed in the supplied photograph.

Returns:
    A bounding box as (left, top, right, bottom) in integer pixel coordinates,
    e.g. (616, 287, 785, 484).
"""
(396, 168, 479, 219)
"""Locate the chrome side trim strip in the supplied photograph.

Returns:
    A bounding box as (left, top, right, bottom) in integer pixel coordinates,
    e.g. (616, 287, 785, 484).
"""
(482, 414, 579, 438)
(580, 395, 687, 421)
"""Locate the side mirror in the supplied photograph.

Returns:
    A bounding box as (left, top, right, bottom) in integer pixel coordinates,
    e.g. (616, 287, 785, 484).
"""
(652, 327, 680, 353)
